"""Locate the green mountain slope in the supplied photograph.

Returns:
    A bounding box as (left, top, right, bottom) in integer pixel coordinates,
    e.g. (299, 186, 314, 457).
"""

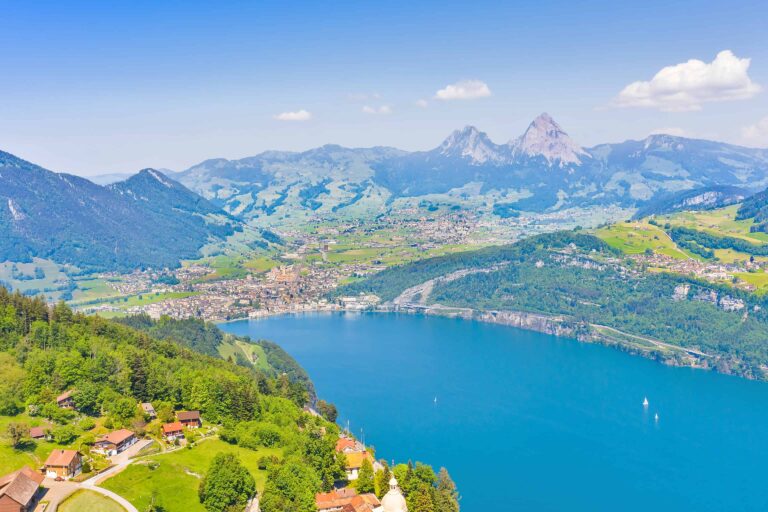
(0, 151, 241, 271)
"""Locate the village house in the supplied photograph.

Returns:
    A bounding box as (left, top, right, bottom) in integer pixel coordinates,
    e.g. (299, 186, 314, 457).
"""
(43, 450, 82, 479)
(56, 390, 75, 410)
(28, 427, 48, 441)
(93, 429, 137, 456)
(316, 488, 382, 512)
(141, 402, 157, 419)
(0, 466, 45, 512)
(335, 437, 364, 454)
(176, 411, 202, 429)
(344, 451, 374, 481)
(162, 422, 184, 442)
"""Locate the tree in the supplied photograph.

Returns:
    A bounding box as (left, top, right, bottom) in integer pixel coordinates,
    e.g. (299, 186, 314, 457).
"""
(407, 483, 436, 512)
(260, 460, 320, 512)
(374, 462, 391, 498)
(7, 422, 29, 447)
(435, 468, 460, 512)
(52, 424, 77, 444)
(316, 400, 338, 423)
(356, 458, 375, 494)
(198, 453, 255, 512)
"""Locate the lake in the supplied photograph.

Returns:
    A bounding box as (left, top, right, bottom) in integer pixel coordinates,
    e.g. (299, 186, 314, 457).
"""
(219, 312, 768, 511)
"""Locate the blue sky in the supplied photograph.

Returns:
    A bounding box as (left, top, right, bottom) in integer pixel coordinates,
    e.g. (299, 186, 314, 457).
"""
(1, 0, 767, 175)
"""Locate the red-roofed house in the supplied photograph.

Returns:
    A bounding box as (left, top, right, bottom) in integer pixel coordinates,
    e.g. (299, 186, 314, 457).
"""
(43, 450, 82, 479)
(0, 466, 45, 512)
(28, 427, 49, 441)
(316, 488, 381, 512)
(176, 411, 201, 429)
(162, 422, 184, 442)
(56, 390, 75, 410)
(93, 429, 137, 456)
(335, 437, 358, 453)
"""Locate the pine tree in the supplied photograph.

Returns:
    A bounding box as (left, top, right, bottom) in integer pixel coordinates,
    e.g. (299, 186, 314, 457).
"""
(356, 458, 375, 494)
(375, 462, 391, 498)
(435, 467, 460, 512)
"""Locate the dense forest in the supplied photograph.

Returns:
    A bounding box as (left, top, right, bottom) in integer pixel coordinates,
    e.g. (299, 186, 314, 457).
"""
(0, 288, 458, 511)
(115, 315, 314, 396)
(338, 232, 768, 380)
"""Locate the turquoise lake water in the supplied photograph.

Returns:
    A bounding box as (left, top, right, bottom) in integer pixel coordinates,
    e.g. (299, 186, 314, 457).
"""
(219, 312, 768, 511)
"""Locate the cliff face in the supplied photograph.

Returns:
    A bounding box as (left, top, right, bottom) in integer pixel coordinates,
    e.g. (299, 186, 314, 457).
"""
(474, 310, 575, 337)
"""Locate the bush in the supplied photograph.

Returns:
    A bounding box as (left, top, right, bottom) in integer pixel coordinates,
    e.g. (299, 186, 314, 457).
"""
(79, 417, 95, 431)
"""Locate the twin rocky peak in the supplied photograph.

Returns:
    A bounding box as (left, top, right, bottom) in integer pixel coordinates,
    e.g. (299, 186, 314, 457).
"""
(438, 113, 588, 166)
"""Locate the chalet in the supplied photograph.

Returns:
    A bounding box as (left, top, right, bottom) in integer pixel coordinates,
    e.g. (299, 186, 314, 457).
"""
(344, 451, 374, 481)
(43, 450, 82, 479)
(93, 429, 137, 456)
(316, 488, 381, 512)
(335, 437, 363, 454)
(28, 427, 48, 441)
(0, 466, 45, 512)
(176, 411, 201, 429)
(56, 390, 75, 410)
(140, 403, 157, 419)
(162, 422, 184, 441)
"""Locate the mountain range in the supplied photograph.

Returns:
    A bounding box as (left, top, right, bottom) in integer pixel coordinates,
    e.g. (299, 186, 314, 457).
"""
(170, 113, 768, 220)
(0, 151, 241, 271)
(3, 112, 768, 271)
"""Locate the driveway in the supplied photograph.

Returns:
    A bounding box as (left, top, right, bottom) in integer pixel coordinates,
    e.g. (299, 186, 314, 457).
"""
(38, 439, 153, 512)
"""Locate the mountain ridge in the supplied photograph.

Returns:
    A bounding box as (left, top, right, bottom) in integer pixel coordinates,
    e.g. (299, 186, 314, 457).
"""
(0, 152, 242, 271)
(170, 113, 768, 219)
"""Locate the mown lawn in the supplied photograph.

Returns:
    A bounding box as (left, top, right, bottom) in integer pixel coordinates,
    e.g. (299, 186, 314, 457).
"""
(101, 439, 281, 512)
(59, 490, 127, 512)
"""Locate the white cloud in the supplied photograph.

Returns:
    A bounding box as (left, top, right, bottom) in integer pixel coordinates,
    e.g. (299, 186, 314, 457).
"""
(362, 105, 392, 115)
(615, 50, 761, 112)
(742, 116, 768, 146)
(434, 80, 492, 101)
(415, 99, 429, 108)
(273, 109, 312, 121)
(649, 127, 688, 137)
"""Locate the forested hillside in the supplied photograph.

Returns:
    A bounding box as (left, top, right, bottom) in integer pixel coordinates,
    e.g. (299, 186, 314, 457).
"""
(338, 232, 768, 380)
(116, 315, 314, 398)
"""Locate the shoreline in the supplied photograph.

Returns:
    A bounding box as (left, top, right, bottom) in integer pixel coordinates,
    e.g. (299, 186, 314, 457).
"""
(219, 303, 726, 376)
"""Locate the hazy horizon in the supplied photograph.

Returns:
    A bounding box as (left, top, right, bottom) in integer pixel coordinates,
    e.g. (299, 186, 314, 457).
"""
(2, 0, 767, 176)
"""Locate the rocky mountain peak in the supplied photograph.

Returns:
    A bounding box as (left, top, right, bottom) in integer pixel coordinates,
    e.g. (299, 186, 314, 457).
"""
(438, 126, 504, 164)
(510, 113, 587, 165)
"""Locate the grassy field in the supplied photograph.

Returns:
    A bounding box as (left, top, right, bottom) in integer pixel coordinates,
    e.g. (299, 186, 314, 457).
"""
(0, 413, 96, 475)
(70, 277, 124, 304)
(0, 258, 74, 301)
(734, 271, 768, 293)
(244, 255, 281, 273)
(595, 222, 691, 259)
(59, 490, 127, 512)
(217, 339, 271, 372)
(659, 206, 768, 244)
(101, 439, 281, 512)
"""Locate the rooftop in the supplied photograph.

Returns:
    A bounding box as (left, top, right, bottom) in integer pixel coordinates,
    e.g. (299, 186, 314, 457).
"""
(44, 449, 79, 467)
(0, 467, 44, 506)
(97, 429, 135, 445)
